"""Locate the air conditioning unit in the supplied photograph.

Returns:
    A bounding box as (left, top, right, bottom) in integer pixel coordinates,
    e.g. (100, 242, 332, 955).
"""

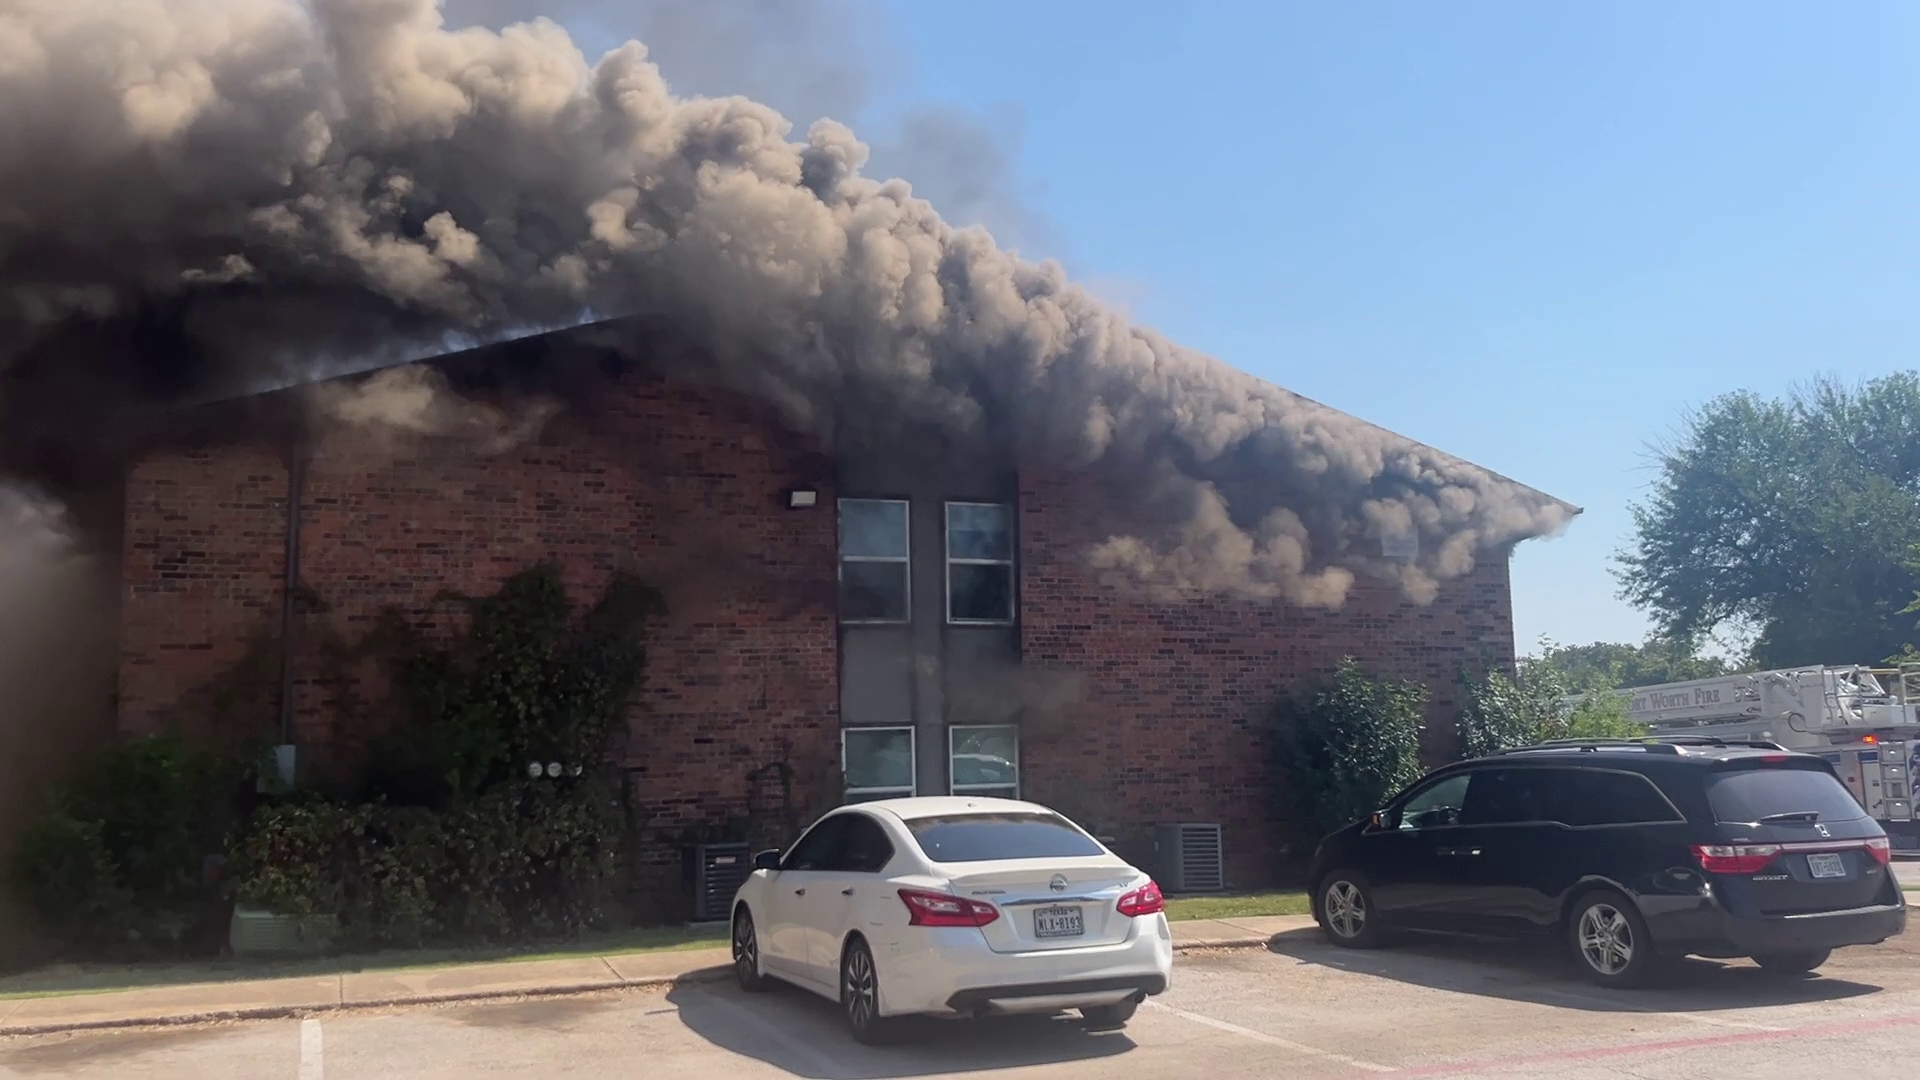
(1155, 823, 1225, 894)
(691, 842, 752, 922)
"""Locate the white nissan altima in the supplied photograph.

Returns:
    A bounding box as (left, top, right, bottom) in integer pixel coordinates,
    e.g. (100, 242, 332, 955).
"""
(728, 796, 1174, 1043)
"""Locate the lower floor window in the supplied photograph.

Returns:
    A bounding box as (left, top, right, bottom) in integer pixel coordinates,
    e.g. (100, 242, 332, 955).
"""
(950, 725, 1019, 798)
(843, 726, 916, 803)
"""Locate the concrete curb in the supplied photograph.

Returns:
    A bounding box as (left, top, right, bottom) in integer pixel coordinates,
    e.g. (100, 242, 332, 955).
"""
(0, 936, 1283, 1038)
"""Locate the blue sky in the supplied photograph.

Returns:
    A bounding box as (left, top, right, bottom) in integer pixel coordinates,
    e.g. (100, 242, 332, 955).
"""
(510, 1, 1920, 654)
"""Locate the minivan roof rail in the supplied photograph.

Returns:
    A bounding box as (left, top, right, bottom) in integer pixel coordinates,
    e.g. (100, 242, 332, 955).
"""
(1490, 735, 1791, 756)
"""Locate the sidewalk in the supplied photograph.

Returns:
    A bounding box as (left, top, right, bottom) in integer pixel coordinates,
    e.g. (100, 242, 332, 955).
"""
(0, 916, 1312, 1037)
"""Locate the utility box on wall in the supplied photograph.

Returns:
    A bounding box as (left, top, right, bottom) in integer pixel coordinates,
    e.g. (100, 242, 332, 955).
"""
(688, 842, 752, 923)
(1155, 823, 1225, 894)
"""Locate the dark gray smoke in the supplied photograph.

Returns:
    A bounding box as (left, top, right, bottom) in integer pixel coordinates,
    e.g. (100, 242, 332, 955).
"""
(0, 0, 1573, 606)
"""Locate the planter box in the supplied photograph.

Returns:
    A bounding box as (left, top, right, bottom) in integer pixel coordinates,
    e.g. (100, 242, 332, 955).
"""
(229, 905, 339, 957)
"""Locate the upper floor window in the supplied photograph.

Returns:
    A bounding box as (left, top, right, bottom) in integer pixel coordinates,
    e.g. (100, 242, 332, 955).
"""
(839, 498, 909, 623)
(946, 502, 1014, 624)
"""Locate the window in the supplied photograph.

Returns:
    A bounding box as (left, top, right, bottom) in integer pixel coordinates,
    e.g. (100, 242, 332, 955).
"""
(843, 726, 916, 802)
(1706, 766, 1868, 825)
(1460, 769, 1554, 826)
(1548, 769, 1685, 827)
(781, 814, 851, 871)
(950, 725, 1019, 798)
(835, 813, 897, 873)
(840, 499, 909, 623)
(903, 812, 1105, 863)
(946, 502, 1014, 624)
(1396, 774, 1470, 831)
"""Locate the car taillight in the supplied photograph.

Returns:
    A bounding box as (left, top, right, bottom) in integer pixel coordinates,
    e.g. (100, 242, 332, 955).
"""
(898, 889, 1000, 927)
(1117, 881, 1165, 917)
(1865, 836, 1893, 865)
(1691, 843, 1782, 874)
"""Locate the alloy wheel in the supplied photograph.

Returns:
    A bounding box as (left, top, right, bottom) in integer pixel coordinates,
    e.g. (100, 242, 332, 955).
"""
(843, 945, 877, 1031)
(732, 914, 758, 981)
(1325, 880, 1367, 939)
(1577, 903, 1634, 976)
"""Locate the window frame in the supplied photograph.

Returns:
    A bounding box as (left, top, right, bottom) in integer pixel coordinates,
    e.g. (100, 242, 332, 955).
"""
(949, 724, 1020, 799)
(1392, 771, 1472, 832)
(944, 501, 1016, 626)
(838, 498, 911, 625)
(1546, 766, 1689, 828)
(842, 725, 917, 802)
(831, 811, 898, 874)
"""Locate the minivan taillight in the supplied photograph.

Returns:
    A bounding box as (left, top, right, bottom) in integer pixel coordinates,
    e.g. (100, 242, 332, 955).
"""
(898, 889, 1000, 927)
(1865, 836, 1893, 865)
(1117, 881, 1165, 917)
(1692, 844, 1782, 874)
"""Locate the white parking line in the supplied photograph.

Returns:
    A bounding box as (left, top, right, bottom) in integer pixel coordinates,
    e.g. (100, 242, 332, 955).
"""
(1142, 1000, 1396, 1072)
(1531, 986, 1786, 1032)
(299, 1018, 324, 1080)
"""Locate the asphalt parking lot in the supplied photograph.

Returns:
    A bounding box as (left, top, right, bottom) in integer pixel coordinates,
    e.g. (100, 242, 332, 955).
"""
(6, 919, 1919, 1080)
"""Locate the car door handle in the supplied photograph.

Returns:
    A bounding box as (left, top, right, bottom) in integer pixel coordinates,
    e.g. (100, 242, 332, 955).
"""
(1437, 847, 1483, 857)
(841, 887, 855, 896)
(793, 888, 806, 896)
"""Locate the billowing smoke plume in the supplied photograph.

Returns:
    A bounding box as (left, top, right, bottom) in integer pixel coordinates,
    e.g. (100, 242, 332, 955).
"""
(311, 365, 557, 455)
(0, 0, 1573, 606)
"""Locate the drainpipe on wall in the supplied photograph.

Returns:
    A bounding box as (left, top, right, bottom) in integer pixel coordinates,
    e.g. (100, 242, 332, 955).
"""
(272, 443, 307, 788)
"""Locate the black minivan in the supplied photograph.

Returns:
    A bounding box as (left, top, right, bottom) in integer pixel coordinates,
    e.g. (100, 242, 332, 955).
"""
(1307, 737, 1907, 986)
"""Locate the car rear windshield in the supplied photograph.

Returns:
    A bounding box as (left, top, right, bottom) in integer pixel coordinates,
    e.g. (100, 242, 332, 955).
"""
(903, 812, 1105, 863)
(1705, 766, 1868, 824)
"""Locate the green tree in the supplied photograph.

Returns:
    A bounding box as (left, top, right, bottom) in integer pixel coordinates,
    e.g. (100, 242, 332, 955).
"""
(1270, 659, 1427, 839)
(1616, 374, 1920, 668)
(1523, 637, 1734, 691)
(1458, 663, 1646, 759)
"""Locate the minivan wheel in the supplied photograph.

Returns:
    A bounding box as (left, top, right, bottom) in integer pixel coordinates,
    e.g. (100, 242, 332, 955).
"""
(1569, 891, 1659, 988)
(1754, 949, 1831, 976)
(1319, 873, 1383, 948)
(840, 938, 893, 1045)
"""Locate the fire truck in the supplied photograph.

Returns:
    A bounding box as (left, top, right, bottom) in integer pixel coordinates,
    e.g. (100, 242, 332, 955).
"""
(1611, 665, 1920, 849)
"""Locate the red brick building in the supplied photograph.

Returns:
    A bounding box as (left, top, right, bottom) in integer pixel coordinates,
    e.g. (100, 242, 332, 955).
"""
(112, 328, 1557, 913)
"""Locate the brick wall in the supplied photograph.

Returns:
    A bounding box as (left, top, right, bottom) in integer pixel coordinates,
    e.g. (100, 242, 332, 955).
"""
(1016, 470, 1516, 889)
(119, 368, 842, 918)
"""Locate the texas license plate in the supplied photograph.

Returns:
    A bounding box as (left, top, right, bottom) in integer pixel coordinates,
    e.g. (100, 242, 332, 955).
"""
(1033, 905, 1085, 939)
(1806, 852, 1848, 879)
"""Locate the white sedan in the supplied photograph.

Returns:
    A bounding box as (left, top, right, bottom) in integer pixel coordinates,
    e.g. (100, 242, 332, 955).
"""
(728, 796, 1175, 1043)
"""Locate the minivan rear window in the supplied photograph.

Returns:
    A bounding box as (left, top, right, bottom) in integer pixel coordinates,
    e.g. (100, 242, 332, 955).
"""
(904, 813, 1105, 863)
(1705, 766, 1867, 824)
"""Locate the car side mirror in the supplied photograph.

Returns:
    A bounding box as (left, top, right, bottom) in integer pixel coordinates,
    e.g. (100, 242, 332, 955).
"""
(1368, 809, 1389, 830)
(753, 849, 782, 871)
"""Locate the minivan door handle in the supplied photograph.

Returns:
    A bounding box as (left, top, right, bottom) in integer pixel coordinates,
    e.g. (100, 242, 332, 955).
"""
(1437, 846, 1483, 857)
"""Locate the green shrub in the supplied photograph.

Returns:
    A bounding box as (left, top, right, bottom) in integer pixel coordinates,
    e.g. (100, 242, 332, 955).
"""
(9, 734, 238, 956)
(10, 809, 133, 946)
(1271, 658, 1428, 841)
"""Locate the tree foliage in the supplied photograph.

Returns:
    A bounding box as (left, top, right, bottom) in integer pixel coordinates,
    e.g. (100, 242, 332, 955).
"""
(1617, 374, 1920, 668)
(1522, 637, 1734, 692)
(1271, 659, 1427, 840)
(1459, 664, 1646, 759)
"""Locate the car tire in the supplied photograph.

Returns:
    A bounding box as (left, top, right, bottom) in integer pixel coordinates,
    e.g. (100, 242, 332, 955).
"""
(1081, 997, 1139, 1030)
(732, 907, 768, 993)
(1568, 890, 1660, 988)
(1318, 872, 1384, 949)
(1754, 949, 1831, 976)
(840, 937, 894, 1045)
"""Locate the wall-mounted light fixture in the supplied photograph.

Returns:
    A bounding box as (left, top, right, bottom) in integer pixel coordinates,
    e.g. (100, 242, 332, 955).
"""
(788, 489, 818, 508)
